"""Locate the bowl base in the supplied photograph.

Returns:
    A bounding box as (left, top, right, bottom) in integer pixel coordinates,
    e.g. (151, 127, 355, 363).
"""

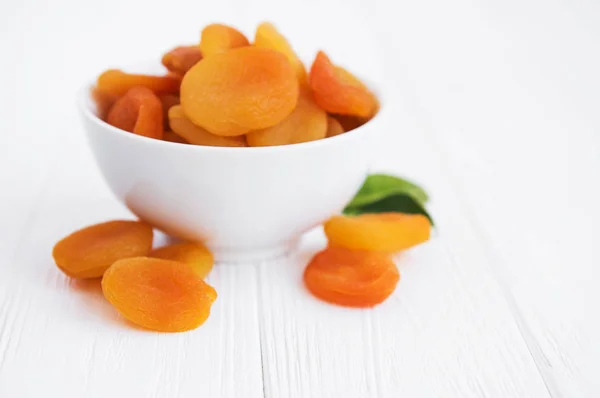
(209, 238, 300, 264)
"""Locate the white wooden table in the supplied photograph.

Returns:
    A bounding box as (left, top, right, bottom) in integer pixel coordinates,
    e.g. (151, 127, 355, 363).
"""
(1, 0, 598, 396)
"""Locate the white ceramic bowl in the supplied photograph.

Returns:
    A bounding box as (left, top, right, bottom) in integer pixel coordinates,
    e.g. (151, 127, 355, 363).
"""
(78, 75, 381, 263)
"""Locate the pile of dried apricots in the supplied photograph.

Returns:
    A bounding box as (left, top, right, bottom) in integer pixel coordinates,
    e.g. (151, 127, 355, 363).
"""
(92, 22, 378, 147)
(306, 213, 429, 307)
(52, 212, 429, 332)
(53, 220, 216, 332)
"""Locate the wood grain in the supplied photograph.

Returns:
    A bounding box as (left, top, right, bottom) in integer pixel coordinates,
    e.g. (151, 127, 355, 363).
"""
(257, 96, 551, 397)
(0, 158, 264, 397)
(1, 0, 599, 396)
(381, 0, 600, 396)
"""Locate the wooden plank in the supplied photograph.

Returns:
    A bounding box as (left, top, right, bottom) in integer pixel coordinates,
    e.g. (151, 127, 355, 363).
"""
(383, 1, 600, 395)
(0, 156, 265, 398)
(0, 7, 266, 396)
(2, 0, 597, 396)
(257, 92, 551, 397)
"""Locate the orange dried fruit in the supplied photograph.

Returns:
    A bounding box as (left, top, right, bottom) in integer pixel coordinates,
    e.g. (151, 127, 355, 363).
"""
(52, 220, 153, 279)
(107, 87, 163, 139)
(149, 242, 213, 278)
(303, 247, 399, 307)
(200, 23, 249, 56)
(332, 114, 368, 132)
(309, 51, 378, 118)
(325, 116, 345, 138)
(246, 88, 326, 146)
(163, 130, 188, 144)
(102, 257, 217, 332)
(254, 22, 307, 83)
(324, 213, 430, 252)
(96, 69, 180, 97)
(91, 86, 119, 121)
(159, 94, 180, 129)
(161, 46, 203, 76)
(180, 47, 298, 136)
(168, 105, 246, 147)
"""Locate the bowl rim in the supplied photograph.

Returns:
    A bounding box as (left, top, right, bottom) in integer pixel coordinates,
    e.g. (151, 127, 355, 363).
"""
(78, 77, 382, 154)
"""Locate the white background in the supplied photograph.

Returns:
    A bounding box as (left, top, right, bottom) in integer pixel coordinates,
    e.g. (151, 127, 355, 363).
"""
(1, 0, 599, 397)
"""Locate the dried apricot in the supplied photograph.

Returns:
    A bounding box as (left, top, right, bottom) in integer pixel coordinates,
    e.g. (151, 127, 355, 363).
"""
(324, 213, 430, 252)
(332, 114, 367, 132)
(149, 242, 213, 278)
(200, 23, 249, 56)
(168, 105, 246, 147)
(254, 22, 307, 83)
(96, 69, 180, 97)
(159, 94, 180, 112)
(309, 51, 378, 118)
(325, 116, 345, 138)
(304, 247, 399, 307)
(163, 130, 188, 144)
(246, 88, 326, 146)
(102, 257, 217, 332)
(180, 47, 298, 136)
(161, 46, 203, 76)
(107, 87, 163, 139)
(91, 86, 119, 121)
(52, 220, 153, 279)
(159, 94, 180, 129)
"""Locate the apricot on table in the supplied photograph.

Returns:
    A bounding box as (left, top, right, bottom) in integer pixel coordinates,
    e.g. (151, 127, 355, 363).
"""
(168, 105, 246, 147)
(52, 220, 153, 279)
(254, 22, 307, 83)
(149, 242, 214, 278)
(246, 87, 326, 146)
(200, 23, 249, 56)
(324, 213, 431, 252)
(180, 47, 298, 136)
(161, 46, 203, 76)
(309, 51, 378, 118)
(102, 257, 217, 332)
(96, 69, 181, 97)
(107, 87, 163, 139)
(303, 247, 399, 307)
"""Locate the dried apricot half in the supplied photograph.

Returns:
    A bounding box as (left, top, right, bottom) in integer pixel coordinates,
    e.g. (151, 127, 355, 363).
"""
(309, 51, 378, 118)
(254, 22, 307, 83)
(180, 47, 298, 136)
(149, 242, 214, 278)
(102, 257, 217, 332)
(96, 69, 180, 97)
(52, 220, 153, 279)
(163, 130, 188, 144)
(161, 46, 203, 76)
(159, 93, 180, 129)
(324, 213, 430, 252)
(332, 114, 368, 132)
(325, 116, 345, 138)
(107, 87, 163, 139)
(304, 247, 399, 307)
(200, 23, 249, 56)
(168, 105, 246, 146)
(246, 88, 326, 146)
(91, 86, 119, 121)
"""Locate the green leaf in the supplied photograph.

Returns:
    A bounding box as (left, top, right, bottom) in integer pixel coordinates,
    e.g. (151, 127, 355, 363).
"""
(346, 174, 429, 209)
(343, 194, 434, 225)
